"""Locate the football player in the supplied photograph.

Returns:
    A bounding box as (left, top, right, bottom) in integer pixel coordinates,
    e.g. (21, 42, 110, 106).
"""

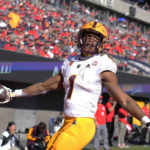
(1, 21, 150, 150)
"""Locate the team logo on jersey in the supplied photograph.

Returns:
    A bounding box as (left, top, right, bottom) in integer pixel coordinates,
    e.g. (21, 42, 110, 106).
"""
(85, 64, 90, 68)
(92, 61, 98, 66)
(77, 64, 81, 68)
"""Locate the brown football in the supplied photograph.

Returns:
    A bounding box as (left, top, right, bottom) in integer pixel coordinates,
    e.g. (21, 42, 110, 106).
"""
(0, 85, 8, 102)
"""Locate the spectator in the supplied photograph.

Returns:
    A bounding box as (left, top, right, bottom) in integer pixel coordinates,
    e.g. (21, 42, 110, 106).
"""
(47, 46, 54, 59)
(8, 8, 21, 29)
(3, 39, 17, 51)
(118, 107, 129, 148)
(0, 121, 21, 150)
(0, 0, 150, 70)
(94, 95, 110, 150)
(106, 97, 116, 146)
(27, 122, 50, 150)
(146, 52, 150, 64)
(0, 18, 7, 28)
(18, 41, 27, 53)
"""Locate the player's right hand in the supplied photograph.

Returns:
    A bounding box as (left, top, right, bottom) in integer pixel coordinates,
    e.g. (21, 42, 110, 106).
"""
(0, 84, 14, 104)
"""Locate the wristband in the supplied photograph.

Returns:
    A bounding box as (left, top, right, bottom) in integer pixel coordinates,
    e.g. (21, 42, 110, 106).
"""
(13, 89, 48, 97)
(13, 89, 28, 97)
(141, 116, 150, 125)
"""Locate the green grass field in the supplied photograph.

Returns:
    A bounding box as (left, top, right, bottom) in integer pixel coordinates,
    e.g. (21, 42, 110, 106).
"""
(83, 145, 150, 150)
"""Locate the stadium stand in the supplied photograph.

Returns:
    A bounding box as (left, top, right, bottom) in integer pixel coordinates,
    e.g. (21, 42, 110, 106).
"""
(121, 0, 150, 11)
(0, 0, 150, 76)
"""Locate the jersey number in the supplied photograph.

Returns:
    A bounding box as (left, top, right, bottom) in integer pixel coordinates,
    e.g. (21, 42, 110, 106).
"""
(67, 75, 77, 99)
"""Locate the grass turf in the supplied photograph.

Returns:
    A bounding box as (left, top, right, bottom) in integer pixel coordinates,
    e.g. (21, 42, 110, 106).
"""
(83, 145, 150, 150)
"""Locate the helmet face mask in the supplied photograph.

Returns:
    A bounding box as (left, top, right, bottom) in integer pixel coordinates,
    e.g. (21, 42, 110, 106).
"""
(78, 21, 107, 57)
(79, 31, 103, 56)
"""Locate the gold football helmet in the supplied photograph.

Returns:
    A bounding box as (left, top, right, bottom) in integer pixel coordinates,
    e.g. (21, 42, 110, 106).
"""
(78, 21, 108, 56)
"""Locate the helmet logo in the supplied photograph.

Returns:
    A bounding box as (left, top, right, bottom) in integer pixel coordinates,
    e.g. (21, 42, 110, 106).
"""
(77, 64, 81, 68)
(92, 21, 97, 28)
(92, 61, 98, 66)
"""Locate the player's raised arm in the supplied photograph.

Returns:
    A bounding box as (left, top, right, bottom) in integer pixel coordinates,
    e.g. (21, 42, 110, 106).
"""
(15, 73, 63, 97)
(0, 73, 63, 104)
(100, 71, 150, 129)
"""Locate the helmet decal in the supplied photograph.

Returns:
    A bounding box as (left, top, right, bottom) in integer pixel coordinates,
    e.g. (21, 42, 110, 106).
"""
(92, 21, 97, 28)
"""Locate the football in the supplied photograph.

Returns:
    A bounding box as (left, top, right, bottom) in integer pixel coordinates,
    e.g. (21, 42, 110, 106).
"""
(0, 85, 9, 103)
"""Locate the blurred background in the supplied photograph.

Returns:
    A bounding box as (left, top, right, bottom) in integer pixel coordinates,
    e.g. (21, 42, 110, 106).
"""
(0, 0, 150, 149)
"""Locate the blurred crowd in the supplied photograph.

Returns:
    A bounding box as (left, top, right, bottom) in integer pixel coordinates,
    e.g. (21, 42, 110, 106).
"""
(0, 0, 150, 64)
(122, 0, 150, 11)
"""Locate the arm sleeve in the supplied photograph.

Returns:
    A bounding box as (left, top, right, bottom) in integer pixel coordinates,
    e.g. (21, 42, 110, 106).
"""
(27, 128, 37, 141)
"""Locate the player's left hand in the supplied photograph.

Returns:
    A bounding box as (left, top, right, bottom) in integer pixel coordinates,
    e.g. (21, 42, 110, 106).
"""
(0, 84, 13, 104)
